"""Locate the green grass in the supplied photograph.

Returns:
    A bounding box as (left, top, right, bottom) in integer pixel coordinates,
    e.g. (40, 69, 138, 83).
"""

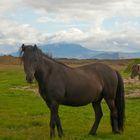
(0, 65, 140, 140)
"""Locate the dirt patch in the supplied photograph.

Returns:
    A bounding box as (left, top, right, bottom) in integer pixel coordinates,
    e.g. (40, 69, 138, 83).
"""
(11, 85, 39, 95)
(125, 92, 140, 98)
(12, 84, 140, 98)
(124, 77, 140, 98)
(124, 78, 140, 85)
(0, 55, 20, 65)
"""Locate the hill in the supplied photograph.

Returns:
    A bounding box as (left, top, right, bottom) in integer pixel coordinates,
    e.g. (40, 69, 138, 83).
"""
(39, 43, 98, 58)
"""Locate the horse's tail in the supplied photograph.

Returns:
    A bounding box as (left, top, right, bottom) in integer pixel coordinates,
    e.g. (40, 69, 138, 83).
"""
(115, 71, 125, 132)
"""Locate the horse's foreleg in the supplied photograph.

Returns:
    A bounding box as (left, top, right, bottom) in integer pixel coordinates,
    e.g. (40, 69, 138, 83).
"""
(89, 101, 103, 135)
(56, 114, 63, 137)
(50, 104, 56, 138)
(49, 102, 63, 138)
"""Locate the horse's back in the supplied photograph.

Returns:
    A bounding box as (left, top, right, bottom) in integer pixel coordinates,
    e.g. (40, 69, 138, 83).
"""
(79, 63, 118, 95)
(78, 63, 117, 78)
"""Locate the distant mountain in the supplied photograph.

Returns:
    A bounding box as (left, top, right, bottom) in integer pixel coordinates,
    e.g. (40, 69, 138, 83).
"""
(120, 52, 140, 59)
(0, 44, 17, 56)
(9, 42, 140, 59)
(39, 43, 99, 59)
(0, 53, 4, 56)
(10, 51, 19, 57)
(40, 43, 140, 59)
(92, 52, 140, 59)
(93, 52, 120, 59)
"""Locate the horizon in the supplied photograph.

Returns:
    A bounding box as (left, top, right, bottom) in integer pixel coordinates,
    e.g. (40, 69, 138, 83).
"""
(1, 42, 140, 55)
(1, 43, 140, 60)
(0, 0, 140, 54)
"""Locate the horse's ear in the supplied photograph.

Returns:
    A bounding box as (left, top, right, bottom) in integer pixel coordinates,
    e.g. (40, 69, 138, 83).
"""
(21, 44, 25, 51)
(34, 44, 37, 51)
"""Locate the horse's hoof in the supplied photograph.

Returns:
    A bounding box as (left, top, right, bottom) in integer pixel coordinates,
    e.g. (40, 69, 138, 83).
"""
(113, 130, 121, 134)
(88, 132, 97, 136)
(50, 136, 55, 139)
(50, 133, 55, 138)
(58, 134, 64, 138)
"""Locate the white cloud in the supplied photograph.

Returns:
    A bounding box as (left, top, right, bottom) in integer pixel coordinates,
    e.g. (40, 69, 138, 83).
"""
(24, 0, 140, 24)
(0, 0, 140, 53)
(46, 28, 86, 43)
(37, 14, 73, 23)
(0, 17, 48, 53)
(22, 0, 140, 52)
(0, 0, 22, 13)
(45, 26, 140, 52)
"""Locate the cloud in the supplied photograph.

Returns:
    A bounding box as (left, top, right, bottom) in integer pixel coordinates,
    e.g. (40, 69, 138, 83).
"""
(44, 26, 140, 52)
(24, 0, 140, 25)
(0, 17, 48, 53)
(37, 15, 72, 24)
(0, 0, 22, 13)
(22, 0, 140, 52)
(0, 0, 140, 53)
(46, 28, 86, 43)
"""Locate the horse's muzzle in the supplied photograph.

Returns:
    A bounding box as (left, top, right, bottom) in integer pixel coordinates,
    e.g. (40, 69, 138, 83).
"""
(26, 76, 34, 83)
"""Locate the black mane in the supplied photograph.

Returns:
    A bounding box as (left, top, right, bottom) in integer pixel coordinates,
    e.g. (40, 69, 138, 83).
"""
(20, 44, 69, 67)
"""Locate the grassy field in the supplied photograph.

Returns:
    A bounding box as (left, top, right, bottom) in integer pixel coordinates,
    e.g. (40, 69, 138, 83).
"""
(0, 62, 140, 140)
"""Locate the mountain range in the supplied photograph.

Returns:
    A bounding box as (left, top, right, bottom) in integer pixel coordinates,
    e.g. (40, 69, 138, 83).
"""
(8, 43, 140, 59)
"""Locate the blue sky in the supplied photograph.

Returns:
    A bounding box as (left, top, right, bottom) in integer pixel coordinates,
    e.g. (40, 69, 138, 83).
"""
(0, 0, 140, 53)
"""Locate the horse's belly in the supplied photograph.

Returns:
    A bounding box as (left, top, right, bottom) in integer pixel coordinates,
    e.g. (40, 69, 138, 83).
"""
(61, 76, 103, 106)
(62, 99, 91, 106)
(61, 91, 99, 106)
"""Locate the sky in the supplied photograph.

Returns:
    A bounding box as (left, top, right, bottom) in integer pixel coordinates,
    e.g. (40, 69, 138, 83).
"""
(0, 0, 140, 54)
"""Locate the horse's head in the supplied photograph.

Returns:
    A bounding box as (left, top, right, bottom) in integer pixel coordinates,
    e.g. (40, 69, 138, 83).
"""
(20, 44, 39, 83)
(131, 64, 140, 79)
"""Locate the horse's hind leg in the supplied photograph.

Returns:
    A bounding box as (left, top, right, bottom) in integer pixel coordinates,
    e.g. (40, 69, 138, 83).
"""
(89, 100, 103, 135)
(104, 98, 120, 134)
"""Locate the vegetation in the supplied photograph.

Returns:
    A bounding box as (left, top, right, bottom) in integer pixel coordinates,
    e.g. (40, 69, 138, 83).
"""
(0, 62, 140, 140)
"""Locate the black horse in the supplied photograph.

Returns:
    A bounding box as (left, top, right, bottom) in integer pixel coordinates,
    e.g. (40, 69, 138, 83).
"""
(20, 44, 125, 138)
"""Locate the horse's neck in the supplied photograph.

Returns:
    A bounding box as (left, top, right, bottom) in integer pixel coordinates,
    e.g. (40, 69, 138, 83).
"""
(35, 56, 54, 83)
(34, 56, 68, 84)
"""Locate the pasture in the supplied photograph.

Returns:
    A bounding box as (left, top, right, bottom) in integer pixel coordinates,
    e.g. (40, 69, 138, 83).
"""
(0, 57, 140, 140)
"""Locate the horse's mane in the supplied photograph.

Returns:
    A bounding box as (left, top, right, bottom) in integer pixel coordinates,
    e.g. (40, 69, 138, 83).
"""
(38, 47, 69, 68)
(19, 45, 69, 68)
